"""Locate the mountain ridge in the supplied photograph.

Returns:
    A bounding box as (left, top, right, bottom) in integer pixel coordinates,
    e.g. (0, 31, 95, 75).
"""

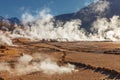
(1, 0, 120, 32)
(55, 0, 120, 31)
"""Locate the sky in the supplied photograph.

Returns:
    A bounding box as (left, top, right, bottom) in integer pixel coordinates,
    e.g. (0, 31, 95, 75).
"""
(0, 0, 94, 18)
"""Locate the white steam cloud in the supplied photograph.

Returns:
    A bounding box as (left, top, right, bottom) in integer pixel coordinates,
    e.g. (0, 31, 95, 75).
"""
(0, 31, 13, 45)
(0, 53, 76, 75)
(92, 0, 110, 13)
(0, 2, 120, 45)
(91, 16, 120, 41)
(10, 8, 120, 42)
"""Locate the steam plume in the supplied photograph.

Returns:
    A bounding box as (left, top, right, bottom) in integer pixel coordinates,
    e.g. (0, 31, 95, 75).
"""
(0, 31, 13, 45)
(1, 3, 120, 45)
(91, 0, 110, 13)
(11, 8, 120, 42)
(0, 54, 76, 75)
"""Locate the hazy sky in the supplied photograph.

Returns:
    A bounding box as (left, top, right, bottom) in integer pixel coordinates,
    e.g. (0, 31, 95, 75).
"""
(0, 0, 94, 18)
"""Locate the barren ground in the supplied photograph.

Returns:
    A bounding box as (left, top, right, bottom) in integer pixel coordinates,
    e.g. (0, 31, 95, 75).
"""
(0, 39, 120, 80)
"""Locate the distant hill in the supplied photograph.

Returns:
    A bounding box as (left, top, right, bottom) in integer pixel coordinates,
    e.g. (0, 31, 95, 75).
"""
(55, 0, 120, 31)
(0, 16, 21, 31)
(1, 0, 120, 32)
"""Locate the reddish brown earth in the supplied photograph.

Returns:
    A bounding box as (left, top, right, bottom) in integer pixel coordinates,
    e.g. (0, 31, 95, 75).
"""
(0, 39, 120, 80)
